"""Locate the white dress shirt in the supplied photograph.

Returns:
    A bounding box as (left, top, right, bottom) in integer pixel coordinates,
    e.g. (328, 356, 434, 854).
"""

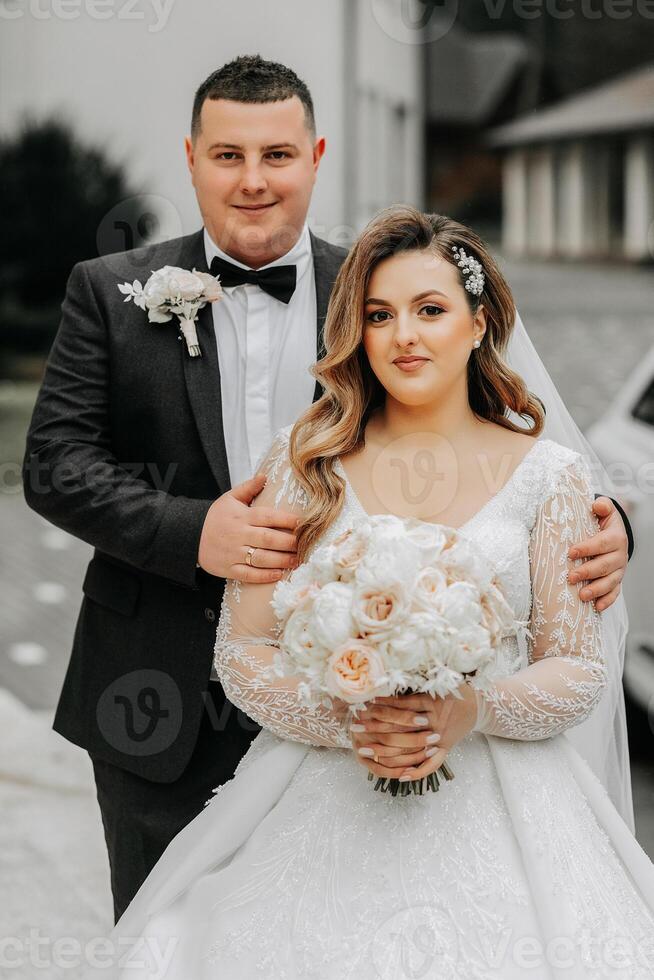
(204, 223, 318, 683)
(203, 222, 318, 488)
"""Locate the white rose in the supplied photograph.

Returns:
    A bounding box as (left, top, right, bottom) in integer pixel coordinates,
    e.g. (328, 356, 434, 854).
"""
(434, 581, 482, 630)
(310, 582, 356, 649)
(355, 537, 421, 589)
(271, 570, 321, 621)
(447, 624, 492, 674)
(382, 611, 448, 672)
(192, 269, 223, 302)
(445, 537, 494, 591)
(413, 566, 448, 612)
(166, 267, 205, 301)
(306, 544, 338, 585)
(442, 537, 475, 583)
(282, 609, 325, 668)
(325, 639, 387, 703)
(403, 519, 448, 561)
(141, 269, 171, 308)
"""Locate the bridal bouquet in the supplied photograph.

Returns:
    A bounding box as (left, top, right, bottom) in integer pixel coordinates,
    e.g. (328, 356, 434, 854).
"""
(269, 515, 520, 797)
(118, 265, 223, 357)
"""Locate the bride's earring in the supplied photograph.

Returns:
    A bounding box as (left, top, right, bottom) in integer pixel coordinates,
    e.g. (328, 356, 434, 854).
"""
(473, 339, 481, 349)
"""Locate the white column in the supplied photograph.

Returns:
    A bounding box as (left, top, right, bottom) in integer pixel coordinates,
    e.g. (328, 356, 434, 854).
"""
(502, 148, 529, 256)
(557, 141, 610, 258)
(624, 136, 654, 260)
(527, 146, 556, 257)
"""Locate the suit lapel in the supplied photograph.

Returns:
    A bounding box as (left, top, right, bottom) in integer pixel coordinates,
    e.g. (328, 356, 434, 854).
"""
(179, 231, 232, 493)
(310, 232, 347, 403)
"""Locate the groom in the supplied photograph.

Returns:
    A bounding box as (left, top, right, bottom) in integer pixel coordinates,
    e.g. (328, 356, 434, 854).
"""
(22, 55, 633, 924)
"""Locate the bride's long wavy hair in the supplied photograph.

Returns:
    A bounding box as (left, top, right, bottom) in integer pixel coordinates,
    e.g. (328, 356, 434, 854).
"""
(287, 206, 545, 563)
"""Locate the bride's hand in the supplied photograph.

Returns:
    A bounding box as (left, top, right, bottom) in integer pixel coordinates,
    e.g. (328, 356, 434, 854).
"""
(349, 708, 440, 774)
(349, 685, 478, 781)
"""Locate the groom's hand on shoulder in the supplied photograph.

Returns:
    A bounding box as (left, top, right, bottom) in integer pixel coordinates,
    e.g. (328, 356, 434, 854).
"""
(197, 473, 300, 583)
(567, 496, 629, 612)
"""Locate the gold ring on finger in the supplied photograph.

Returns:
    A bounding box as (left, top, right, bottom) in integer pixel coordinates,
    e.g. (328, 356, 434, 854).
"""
(373, 752, 379, 764)
(246, 546, 257, 567)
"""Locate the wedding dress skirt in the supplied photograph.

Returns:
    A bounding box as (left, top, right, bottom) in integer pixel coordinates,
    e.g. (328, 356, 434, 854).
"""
(86, 727, 654, 980)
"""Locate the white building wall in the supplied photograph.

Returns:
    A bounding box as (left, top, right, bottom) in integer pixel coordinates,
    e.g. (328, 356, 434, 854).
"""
(352, 0, 425, 232)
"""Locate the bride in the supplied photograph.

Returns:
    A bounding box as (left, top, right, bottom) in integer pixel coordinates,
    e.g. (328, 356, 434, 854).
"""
(87, 208, 654, 979)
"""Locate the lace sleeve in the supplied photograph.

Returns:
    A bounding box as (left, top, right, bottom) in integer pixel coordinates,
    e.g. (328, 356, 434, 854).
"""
(472, 454, 608, 740)
(213, 426, 352, 749)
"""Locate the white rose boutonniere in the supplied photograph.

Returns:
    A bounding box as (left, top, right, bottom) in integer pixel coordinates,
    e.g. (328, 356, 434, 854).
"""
(117, 265, 223, 357)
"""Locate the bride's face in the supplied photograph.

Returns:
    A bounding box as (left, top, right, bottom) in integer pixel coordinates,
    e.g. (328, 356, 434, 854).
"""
(362, 249, 486, 408)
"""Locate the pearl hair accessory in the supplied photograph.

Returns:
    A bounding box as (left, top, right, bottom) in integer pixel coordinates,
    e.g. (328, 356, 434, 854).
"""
(452, 245, 485, 297)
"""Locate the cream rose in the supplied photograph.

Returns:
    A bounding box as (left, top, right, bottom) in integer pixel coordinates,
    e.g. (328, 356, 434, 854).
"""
(325, 639, 387, 703)
(352, 580, 410, 638)
(331, 528, 369, 580)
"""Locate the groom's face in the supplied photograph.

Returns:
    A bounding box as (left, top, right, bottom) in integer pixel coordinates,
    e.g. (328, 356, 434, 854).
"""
(185, 96, 325, 267)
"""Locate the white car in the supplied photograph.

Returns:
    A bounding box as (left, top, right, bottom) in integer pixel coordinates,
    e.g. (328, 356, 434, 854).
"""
(586, 345, 654, 730)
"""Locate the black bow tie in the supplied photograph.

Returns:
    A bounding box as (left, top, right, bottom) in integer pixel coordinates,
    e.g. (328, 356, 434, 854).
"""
(209, 255, 297, 304)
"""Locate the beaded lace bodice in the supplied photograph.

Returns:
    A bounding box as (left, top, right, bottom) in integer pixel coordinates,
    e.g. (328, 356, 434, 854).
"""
(213, 424, 607, 748)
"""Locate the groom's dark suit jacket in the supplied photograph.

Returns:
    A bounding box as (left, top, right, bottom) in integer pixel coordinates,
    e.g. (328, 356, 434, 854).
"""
(23, 229, 349, 783)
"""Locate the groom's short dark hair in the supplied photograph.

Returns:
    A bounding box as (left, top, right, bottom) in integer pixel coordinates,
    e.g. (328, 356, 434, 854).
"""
(191, 55, 316, 141)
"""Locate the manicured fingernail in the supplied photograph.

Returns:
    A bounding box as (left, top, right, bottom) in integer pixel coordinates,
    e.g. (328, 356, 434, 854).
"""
(413, 715, 429, 726)
(425, 747, 440, 757)
(358, 747, 375, 757)
(350, 724, 366, 732)
(580, 589, 591, 600)
(426, 733, 441, 744)
(398, 774, 412, 782)
(569, 549, 579, 560)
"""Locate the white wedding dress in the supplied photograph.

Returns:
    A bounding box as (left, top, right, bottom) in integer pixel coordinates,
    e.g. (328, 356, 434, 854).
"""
(86, 424, 654, 980)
